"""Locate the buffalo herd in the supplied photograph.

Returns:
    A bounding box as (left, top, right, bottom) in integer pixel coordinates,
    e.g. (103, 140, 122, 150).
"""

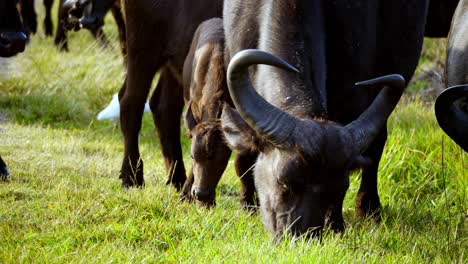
(1, 0, 467, 238)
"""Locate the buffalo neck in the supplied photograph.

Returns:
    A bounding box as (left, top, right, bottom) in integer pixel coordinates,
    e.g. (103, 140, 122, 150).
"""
(255, 0, 328, 119)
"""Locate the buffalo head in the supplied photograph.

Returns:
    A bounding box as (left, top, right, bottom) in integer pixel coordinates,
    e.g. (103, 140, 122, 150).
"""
(0, 0, 27, 57)
(67, 0, 115, 31)
(222, 50, 405, 237)
(185, 103, 231, 206)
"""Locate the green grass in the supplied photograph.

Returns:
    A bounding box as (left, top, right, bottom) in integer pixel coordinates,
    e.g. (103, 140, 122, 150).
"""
(0, 5, 466, 263)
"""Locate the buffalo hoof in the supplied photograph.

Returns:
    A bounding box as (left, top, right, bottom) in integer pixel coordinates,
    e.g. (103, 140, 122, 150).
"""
(324, 212, 345, 233)
(179, 174, 194, 202)
(165, 169, 186, 192)
(0, 165, 10, 181)
(356, 192, 382, 221)
(240, 195, 258, 212)
(119, 161, 144, 188)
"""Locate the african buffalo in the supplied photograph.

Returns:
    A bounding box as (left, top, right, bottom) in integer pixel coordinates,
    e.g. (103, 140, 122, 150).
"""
(0, 0, 28, 180)
(222, 0, 429, 236)
(1, 0, 27, 58)
(435, 0, 468, 151)
(55, 0, 126, 56)
(117, 0, 224, 191)
(181, 18, 256, 207)
(17, 0, 54, 36)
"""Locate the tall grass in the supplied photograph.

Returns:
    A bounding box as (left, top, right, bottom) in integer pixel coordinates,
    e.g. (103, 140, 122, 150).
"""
(0, 4, 466, 263)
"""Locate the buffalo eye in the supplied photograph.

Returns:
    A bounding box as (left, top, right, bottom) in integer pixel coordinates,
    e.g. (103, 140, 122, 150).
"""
(276, 177, 290, 193)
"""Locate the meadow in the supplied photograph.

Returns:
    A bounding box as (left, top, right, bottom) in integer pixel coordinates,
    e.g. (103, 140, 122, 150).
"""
(0, 4, 466, 263)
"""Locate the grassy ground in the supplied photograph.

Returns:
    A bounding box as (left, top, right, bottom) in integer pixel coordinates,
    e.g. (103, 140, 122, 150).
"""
(0, 5, 466, 263)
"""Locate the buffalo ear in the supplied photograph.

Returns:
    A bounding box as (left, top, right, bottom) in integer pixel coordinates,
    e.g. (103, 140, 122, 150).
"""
(184, 102, 198, 135)
(221, 104, 260, 153)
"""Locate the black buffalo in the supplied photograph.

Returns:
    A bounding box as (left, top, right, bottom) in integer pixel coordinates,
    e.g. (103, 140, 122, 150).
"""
(0, 0, 27, 58)
(117, 0, 223, 190)
(0, 0, 28, 180)
(55, 0, 126, 56)
(435, 0, 468, 151)
(222, 0, 429, 236)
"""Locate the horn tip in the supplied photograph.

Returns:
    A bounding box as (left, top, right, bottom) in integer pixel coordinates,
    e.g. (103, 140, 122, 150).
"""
(355, 74, 405, 86)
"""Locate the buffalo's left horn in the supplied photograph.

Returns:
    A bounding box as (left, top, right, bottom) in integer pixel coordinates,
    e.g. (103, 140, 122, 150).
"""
(227, 49, 301, 145)
(346, 74, 406, 154)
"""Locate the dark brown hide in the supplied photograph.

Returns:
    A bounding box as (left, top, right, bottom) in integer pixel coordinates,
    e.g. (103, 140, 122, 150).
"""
(118, 0, 223, 190)
(425, 0, 459, 38)
(181, 18, 256, 207)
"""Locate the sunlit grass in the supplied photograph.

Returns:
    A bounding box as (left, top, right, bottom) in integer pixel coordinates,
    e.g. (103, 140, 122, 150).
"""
(0, 5, 466, 263)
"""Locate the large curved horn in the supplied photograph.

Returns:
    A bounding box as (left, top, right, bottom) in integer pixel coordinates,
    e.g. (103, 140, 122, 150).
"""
(435, 84, 468, 152)
(346, 74, 406, 154)
(227, 49, 300, 145)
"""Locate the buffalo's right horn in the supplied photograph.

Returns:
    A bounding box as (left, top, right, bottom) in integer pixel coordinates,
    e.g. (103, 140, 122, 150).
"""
(346, 74, 406, 154)
(435, 84, 468, 151)
(227, 49, 301, 146)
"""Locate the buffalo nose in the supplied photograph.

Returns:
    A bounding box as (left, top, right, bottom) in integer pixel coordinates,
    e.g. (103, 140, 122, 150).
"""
(0, 32, 27, 52)
(192, 188, 214, 203)
(79, 16, 99, 29)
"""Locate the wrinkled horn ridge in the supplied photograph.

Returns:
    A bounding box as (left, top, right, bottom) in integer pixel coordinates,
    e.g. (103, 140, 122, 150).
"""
(227, 49, 300, 145)
(347, 74, 406, 153)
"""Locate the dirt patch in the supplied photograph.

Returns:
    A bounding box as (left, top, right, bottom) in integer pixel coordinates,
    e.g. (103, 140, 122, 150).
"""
(409, 63, 446, 101)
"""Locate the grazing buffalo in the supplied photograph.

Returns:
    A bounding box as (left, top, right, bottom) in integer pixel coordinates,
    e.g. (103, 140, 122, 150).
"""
(0, 0, 28, 180)
(435, 0, 468, 151)
(17, 0, 54, 36)
(118, 0, 223, 190)
(1, 0, 27, 57)
(182, 18, 256, 207)
(425, 0, 460, 38)
(55, 0, 126, 56)
(222, 0, 429, 236)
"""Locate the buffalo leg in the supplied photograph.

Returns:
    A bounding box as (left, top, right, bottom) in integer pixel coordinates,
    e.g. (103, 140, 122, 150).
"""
(149, 69, 187, 190)
(119, 60, 159, 188)
(355, 127, 387, 220)
(44, 0, 54, 36)
(19, 0, 37, 35)
(324, 187, 347, 233)
(111, 4, 127, 59)
(180, 168, 194, 201)
(235, 152, 258, 209)
(54, 0, 68, 51)
(91, 28, 111, 50)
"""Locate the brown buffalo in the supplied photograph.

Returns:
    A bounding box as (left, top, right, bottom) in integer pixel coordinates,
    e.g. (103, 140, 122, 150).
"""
(117, 0, 223, 191)
(182, 18, 256, 207)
